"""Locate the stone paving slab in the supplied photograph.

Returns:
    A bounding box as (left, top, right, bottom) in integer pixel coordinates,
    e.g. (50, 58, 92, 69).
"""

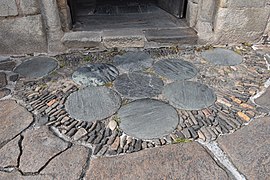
(85, 142, 230, 179)
(20, 126, 69, 173)
(0, 100, 33, 145)
(254, 86, 270, 110)
(0, 72, 7, 88)
(0, 61, 16, 71)
(0, 136, 20, 168)
(0, 172, 53, 180)
(218, 117, 270, 180)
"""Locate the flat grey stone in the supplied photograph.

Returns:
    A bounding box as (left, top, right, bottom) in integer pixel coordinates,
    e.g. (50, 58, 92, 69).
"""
(0, 88, 11, 98)
(113, 51, 154, 73)
(255, 86, 270, 110)
(65, 87, 121, 122)
(201, 48, 243, 66)
(0, 72, 7, 88)
(0, 56, 10, 62)
(14, 57, 58, 80)
(72, 63, 119, 86)
(85, 142, 229, 179)
(153, 59, 198, 81)
(118, 99, 178, 139)
(163, 81, 216, 110)
(0, 61, 16, 71)
(0, 100, 33, 145)
(114, 72, 164, 99)
(218, 117, 270, 180)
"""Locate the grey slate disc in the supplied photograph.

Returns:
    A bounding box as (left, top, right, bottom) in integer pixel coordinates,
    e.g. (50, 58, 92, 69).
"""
(65, 86, 121, 122)
(72, 63, 119, 86)
(113, 51, 154, 73)
(201, 48, 243, 66)
(114, 72, 164, 99)
(153, 59, 198, 81)
(118, 99, 179, 139)
(163, 81, 216, 110)
(14, 57, 58, 79)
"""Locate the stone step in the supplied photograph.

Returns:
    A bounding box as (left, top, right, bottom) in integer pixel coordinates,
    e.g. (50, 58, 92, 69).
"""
(145, 28, 198, 44)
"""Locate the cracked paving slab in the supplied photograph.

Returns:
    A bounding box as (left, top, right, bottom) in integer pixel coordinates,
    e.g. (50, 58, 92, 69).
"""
(19, 126, 69, 173)
(85, 142, 231, 179)
(0, 100, 33, 146)
(0, 171, 53, 180)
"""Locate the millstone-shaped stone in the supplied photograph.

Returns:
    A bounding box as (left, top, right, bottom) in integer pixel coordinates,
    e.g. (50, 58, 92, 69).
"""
(201, 48, 243, 66)
(113, 51, 154, 73)
(153, 59, 198, 81)
(163, 81, 216, 110)
(114, 72, 164, 99)
(118, 99, 179, 139)
(65, 86, 121, 122)
(72, 63, 119, 86)
(14, 57, 58, 79)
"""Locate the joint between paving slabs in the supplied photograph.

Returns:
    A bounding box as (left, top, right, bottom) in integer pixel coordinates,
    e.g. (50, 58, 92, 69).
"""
(79, 148, 92, 180)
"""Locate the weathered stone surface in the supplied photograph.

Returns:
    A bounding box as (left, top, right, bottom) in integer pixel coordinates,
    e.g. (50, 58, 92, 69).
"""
(0, 88, 11, 98)
(0, 72, 7, 88)
(85, 142, 229, 179)
(0, 100, 33, 145)
(114, 72, 164, 99)
(153, 59, 198, 81)
(218, 117, 270, 180)
(0, 0, 18, 16)
(20, 126, 69, 173)
(72, 63, 119, 86)
(0, 172, 52, 180)
(0, 136, 20, 167)
(201, 48, 243, 66)
(163, 81, 216, 110)
(113, 51, 154, 73)
(0, 15, 47, 54)
(65, 87, 121, 122)
(20, 0, 40, 15)
(118, 99, 179, 139)
(40, 145, 90, 179)
(14, 57, 58, 80)
(62, 31, 102, 48)
(0, 61, 16, 71)
(0, 56, 10, 62)
(228, 0, 267, 8)
(103, 29, 145, 48)
(255, 86, 270, 110)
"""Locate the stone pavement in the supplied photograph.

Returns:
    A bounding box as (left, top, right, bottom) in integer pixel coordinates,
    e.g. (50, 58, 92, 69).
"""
(0, 45, 270, 179)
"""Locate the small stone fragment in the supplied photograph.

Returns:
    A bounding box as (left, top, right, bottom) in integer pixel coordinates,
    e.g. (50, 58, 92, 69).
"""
(237, 112, 251, 122)
(108, 120, 117, 131)
(73, 128, 88, 141)
(110, 136, 120, 151)
(240, 103, 254, 109)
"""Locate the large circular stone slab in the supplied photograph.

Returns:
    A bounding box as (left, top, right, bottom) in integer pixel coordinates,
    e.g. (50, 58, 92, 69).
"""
(113, 51, 154, 73)
(153, 59, 198, 81)
(14, 57, 58, 79)
(114, 72, 164, 99)
(163, 81, 216, 110)
(201, 48, 243, 66)
(118, 99, 179, 139)
(72, 63, 119, 86)
(65, 87, 121, 122)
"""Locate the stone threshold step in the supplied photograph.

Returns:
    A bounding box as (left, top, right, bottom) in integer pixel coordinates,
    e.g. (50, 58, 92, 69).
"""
(61, 28, 197, 49)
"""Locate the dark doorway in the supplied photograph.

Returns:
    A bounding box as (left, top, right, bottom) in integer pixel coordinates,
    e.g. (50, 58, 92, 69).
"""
(68, 0, 188, 31)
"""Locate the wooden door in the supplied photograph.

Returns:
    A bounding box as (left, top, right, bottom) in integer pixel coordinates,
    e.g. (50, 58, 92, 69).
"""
(158, 0, 187, 18)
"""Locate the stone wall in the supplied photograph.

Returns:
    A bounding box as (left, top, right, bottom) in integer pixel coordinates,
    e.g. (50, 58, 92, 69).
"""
(187, 0, 270, 44)
(0, 0, 47, 54)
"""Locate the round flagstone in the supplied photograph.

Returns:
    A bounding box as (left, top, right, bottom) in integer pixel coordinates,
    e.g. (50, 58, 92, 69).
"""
(14, 57, 58, 79)
(118, 99, 179, 139)
(163, 81, 216, 110)
(201, 48, 243, 66)
(114, 72, 164, 99)
(153, 59, 198, 81)
(113, 51, 154, 73)
(65, 86, 121, 122)
(72, 63, 119, 86)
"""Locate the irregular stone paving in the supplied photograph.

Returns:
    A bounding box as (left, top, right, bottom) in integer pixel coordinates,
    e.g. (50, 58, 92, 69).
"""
(85, 142, 230, 179)
(153, 58, 198, 81)
(0, 100, 33, 145)
(201, 48, 243, 66)
(163, 81, 217, 110)
(0, 45, 269, 179)
(218, 117, 270, 180)
(65, 86, 121, 122)
(72, 63, 119, 86)
(0, 61, 16, 71)
(118, 99, 179, 139)
(114, 72, 164, 99)
(113, 51, 154, 73)
(20, 126, 69, 173)
(14, 57, 58, 80)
